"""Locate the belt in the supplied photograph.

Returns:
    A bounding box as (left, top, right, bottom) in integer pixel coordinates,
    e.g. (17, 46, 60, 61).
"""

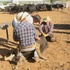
(18, 43, 36, 49)
(18, 43, 36, 52)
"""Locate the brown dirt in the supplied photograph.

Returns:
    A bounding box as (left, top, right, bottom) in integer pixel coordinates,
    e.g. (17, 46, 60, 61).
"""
(0, 9, 70, 70)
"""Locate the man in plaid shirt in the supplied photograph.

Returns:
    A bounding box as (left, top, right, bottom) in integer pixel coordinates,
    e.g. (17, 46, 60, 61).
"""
(13, 13, 46, 62)
(14, 21, 38, 47)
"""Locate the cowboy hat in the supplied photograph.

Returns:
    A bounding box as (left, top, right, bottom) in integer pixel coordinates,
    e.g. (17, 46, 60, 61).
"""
(32, 14, 41, 23)
(16, 12, 23, 22)
(43, 16, 51, 22)
(21, 12, 29, 21)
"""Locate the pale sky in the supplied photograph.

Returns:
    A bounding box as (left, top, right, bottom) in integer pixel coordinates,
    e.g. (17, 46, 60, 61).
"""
(0, 0, 10, 1)
(0, 0, 43, 1)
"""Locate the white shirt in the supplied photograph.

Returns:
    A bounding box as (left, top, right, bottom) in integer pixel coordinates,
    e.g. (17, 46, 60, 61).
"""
(26, 14, 33, 24)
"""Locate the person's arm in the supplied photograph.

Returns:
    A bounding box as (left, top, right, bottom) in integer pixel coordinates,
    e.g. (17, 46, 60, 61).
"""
(13, 28, 19, 41)
(42, 32, 49, 37)
(39, 24, 48, 37)
(35, 36, 40, 40)
(47, 22, 54, 35)
(39, 24, 43, 33)
(34, 29, 40, 41)
(32, 25, 40, 41)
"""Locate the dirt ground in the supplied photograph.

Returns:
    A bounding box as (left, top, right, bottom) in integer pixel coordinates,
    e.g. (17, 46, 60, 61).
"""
(0, 8, 70, 70)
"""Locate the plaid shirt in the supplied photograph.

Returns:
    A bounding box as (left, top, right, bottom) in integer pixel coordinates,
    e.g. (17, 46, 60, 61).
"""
(39, 22, 54, 35)
(14, 21, 37, 47)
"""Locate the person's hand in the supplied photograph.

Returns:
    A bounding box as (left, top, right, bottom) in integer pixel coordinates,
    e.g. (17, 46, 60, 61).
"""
(42, 33, 48, 37)
(35, 36, 40, 41)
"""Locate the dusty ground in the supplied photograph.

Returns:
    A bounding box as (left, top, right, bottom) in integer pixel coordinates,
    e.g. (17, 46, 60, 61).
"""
(0, 8, 70, 70)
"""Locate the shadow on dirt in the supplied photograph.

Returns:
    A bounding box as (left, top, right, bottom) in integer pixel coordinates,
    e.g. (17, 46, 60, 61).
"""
(0, 38, 18, 60)
(53, 24, 70, 34)
(54, 24, 70, 30)
(35, 24, 70, 30)
(66, 41, 70, 43)
(0, 38, 18, 49)
(0, 38, 36, 63)
(0, 48, 10, 60)
(53, 31, 70, 34)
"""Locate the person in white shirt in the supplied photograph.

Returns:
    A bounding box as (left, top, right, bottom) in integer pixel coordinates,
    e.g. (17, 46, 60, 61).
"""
(12, 12, 33, 28)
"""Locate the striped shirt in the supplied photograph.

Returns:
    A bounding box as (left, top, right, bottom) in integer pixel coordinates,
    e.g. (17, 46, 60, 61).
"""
(14, 21, 37, 47)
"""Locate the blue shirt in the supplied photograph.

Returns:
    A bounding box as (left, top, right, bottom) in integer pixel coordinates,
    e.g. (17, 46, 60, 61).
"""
(14, 21, 37, 47)
(12, 20, 18, 28)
